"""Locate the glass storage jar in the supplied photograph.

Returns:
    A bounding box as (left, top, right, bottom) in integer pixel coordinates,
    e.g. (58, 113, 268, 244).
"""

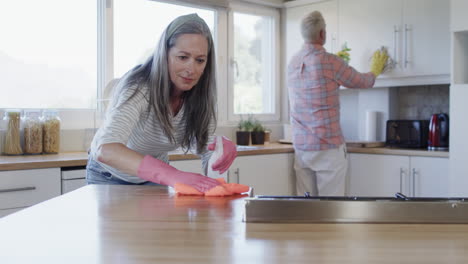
(2, 109, 23, 155)
(23, 109, 43, 154)
(42, 110, 61, 154)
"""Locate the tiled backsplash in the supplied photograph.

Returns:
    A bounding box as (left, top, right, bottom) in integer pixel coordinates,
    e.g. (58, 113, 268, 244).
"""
(396, 84, 450, 120)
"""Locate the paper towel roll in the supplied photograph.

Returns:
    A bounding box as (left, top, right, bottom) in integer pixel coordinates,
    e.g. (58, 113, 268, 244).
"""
(365, 111, 377, 141)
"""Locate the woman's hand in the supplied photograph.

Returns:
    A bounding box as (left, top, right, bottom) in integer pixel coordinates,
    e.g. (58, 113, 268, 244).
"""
(207, 136, 237, 174)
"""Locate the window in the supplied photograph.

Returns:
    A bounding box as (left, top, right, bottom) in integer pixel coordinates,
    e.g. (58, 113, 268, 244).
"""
(112, 0, 215, 79)
(0, 0, 280, 130)
(0, 0, 97, 109)
(228, 4, 280, 122)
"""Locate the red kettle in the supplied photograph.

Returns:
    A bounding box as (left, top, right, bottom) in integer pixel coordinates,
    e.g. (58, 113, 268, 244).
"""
(428, 113, 449, 150)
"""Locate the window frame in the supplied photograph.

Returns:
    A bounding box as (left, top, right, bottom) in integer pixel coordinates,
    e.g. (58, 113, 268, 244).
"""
(226, 2, 281, 124)
(1, 0, 282, 130)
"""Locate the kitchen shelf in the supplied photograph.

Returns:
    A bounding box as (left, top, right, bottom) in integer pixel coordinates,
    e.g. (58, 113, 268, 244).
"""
(452, 30, 468, 84)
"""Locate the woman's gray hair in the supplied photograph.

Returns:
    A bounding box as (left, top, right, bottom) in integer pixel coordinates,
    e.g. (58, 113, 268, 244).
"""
(116, 13, 216, 153)
(301, 11, 326, 43)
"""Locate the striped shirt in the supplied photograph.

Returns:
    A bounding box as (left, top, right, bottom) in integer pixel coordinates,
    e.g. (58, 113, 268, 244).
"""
(287, 43, 376, 151)
(90, 83, 214, 183)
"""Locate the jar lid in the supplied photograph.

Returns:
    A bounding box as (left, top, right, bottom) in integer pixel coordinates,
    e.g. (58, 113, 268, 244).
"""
(24, 109, 41, 117)
(3, 109, 21, 118)
(42, 109, 59, 116)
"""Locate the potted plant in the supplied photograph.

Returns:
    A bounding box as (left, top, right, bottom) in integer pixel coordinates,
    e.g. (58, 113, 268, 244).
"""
(236, 116, 253, 146)
(251, 120, 266, 145)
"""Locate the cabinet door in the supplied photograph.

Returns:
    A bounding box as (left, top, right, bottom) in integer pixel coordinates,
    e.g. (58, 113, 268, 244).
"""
(338, 0, 403, 76)
(402, 0, 450, 76)
(285, 0, 338, 65)
(228, 153, 294, 196)
(170, 159, 203, 174)
(347, 153, 409, 196)
(410, 156, 449, 197)
(0, 168, 61, 210)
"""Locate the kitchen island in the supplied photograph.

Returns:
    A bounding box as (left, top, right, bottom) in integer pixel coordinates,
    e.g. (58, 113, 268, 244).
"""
(1, 185, 468, 263)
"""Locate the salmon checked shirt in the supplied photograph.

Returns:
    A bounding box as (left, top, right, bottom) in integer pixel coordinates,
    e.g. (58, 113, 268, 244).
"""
(288, 43, 376, 151)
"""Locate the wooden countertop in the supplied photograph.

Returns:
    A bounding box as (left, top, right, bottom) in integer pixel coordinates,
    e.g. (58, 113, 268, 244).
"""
(1, 184, 468, 263)
(347, 146, 449, 158)
(0, 143, 294, 171)
(0, 142, 448, 171)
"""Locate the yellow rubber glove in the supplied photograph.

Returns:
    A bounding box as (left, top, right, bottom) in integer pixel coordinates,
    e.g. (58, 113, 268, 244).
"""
(370, 50, 389, 77)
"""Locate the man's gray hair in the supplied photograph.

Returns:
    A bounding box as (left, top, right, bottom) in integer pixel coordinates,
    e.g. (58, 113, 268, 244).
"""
(301, 11, 326, 43)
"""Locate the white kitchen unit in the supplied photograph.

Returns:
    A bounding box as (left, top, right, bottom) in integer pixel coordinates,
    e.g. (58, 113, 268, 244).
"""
(0, 168, 61, 217)
(347, 153, 449, 197)
(284, 0, 338, 63)
(228, 153, 295, 196)
(337, 0, 450, 86)
(171, 159, 204, 174)
(449, 0, 468, 196)
(61, 167, 87, 194)
(172, 153, 295, 196)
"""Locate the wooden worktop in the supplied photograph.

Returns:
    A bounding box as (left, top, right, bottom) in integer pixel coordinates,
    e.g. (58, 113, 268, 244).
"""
(1, 184, 468, 263)
(0, 142, 448, 171)
(0, 143, 294, 171)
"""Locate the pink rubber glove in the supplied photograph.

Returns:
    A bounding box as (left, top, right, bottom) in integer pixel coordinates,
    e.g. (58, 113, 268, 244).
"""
(137, 155, 220, 193)
(207, 136, 237, 174)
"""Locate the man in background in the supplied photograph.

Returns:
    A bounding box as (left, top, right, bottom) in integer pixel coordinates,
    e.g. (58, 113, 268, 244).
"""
(287, 11, 388, 196)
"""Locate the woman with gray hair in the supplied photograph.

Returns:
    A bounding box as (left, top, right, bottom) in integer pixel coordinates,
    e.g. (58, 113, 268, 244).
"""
(87, 14, 237, 192)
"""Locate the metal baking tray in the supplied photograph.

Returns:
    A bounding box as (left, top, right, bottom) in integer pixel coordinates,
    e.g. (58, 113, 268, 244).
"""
(244, 193, 468, 224)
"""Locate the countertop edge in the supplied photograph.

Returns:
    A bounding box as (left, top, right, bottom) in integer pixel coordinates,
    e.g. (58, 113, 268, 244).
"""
(0, 143, 449, 171)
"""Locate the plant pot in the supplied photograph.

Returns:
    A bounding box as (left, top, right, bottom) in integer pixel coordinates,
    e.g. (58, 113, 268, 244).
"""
(236, 131, 251, 146)
(251, 131, 265, 145)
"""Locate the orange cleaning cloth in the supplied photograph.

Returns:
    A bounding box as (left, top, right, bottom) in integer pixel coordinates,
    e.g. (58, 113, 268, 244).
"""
(174, 178, 250, 196)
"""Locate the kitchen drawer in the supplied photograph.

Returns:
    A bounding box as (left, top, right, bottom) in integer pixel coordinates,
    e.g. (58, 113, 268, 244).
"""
(61, 168, 86, 180)
(62, 178, 86, 194)
(0, 168, 61, 210)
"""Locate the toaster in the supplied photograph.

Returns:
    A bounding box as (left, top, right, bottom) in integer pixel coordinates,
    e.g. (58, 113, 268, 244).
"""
(385, 120, 429, 148)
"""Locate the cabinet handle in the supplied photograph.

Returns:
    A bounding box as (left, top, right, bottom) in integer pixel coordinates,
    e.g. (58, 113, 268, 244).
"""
(404, 24, 410, 68)
(412, 168, 417, 197)
(393, 25, 399, 67)
(399, 167, 404, 193)
(0, 186, 36, 194)
(234, 168, 240, 184)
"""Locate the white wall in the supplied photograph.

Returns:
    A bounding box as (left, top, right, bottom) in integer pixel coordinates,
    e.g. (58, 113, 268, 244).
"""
(340, 87, 394, 142)
(449, 0, 468, 196)
(449, 84, 468, 196)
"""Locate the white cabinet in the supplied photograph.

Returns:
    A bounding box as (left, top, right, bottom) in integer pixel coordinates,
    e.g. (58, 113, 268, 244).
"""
(347, 153, 407, 196)
(449, 0, 468, 196)
(347, 153, 449, 197)
(285, 0, 338, 64)
(410, 156, 450, 197)
(338, 0, 402, 76)
(172, 154, 295, 196)
(228, 153, 295, 196)
(171, 159, 204, 174)
(61, 168, 87, 194)
(338, 0, 449, 85)
(0, 168, 61, 217)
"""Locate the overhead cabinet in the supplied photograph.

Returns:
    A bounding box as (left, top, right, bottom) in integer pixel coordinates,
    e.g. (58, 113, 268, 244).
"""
(285, 0, 338, 64)
(338, 0, 450, 85)
(284, 0, 450, 87)
(347, 153, 449, 197)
